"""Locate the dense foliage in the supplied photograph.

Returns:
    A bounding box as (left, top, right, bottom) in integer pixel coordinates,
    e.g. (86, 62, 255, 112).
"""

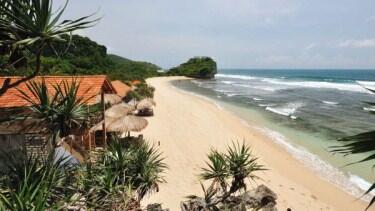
(0, 34, 162, 82)
(168, 57, 217, 79)
(0, 0, 97, 95)
(124, 83, 155, 103)
(0, 138, 166, 210)
(0, 153, 77, 211)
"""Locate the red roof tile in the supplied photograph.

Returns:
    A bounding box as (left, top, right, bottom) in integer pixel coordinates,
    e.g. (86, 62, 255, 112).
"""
(0, 75, 116, 108)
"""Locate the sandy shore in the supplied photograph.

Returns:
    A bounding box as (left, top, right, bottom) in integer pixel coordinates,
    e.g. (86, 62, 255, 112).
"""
(141, 76, 369, 211)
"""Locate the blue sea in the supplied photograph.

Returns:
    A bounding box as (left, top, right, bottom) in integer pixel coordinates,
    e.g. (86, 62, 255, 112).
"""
(172, 69, 375, 200)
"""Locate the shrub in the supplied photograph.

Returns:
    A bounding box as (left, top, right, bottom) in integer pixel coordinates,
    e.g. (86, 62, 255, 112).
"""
(188, 142, 266, 209)
(0, 152, 77, 211)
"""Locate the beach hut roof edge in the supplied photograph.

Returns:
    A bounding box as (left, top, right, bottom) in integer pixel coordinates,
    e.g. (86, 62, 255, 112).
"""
(0, 75, 117, 108)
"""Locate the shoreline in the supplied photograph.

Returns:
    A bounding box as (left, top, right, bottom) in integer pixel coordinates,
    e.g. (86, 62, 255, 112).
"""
(175, 78, 373, 201)
(142, 76, 370, 210)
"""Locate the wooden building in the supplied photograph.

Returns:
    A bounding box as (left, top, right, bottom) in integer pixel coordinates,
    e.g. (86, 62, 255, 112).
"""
(0, 75, 117, 166)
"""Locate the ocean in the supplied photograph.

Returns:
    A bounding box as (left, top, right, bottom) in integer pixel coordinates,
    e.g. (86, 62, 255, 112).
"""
(172, 69, 375, 200)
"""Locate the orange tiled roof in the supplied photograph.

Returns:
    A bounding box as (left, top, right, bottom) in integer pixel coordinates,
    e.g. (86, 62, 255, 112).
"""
(0, 75, 116, 108)
(111, 80, 132, 98)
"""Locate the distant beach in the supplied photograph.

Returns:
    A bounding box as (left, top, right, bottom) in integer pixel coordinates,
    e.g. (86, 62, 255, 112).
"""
(141, 76, 369, 211)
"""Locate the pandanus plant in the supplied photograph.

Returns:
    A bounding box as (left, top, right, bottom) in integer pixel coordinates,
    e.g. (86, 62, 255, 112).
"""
(191, 142, 266, 208)
(0, 152, 76, 211)
(0, 0, 98, 95)
(331, 88, 375, 210)
(16, 79, 94, 146)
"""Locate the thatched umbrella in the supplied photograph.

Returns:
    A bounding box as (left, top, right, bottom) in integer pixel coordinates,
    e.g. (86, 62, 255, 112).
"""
(136, 98, 156, 110)
(96, 94, 122, 105)
(105, 103, 136, 118)
(90, 115, 148, 134)
(107, 115, 148, 133)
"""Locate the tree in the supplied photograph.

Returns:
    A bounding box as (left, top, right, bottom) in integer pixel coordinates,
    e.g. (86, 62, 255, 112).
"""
(0, 0, 98, 96)
(331, 88, 375, 210)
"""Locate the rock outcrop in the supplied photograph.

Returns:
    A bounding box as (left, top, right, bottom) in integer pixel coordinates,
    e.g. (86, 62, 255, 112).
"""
(167, 57, 217, 79)
(180, 185, 277, 211)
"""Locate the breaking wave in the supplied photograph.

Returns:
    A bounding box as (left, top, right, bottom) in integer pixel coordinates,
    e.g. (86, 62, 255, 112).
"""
(265, 102, 303, 119)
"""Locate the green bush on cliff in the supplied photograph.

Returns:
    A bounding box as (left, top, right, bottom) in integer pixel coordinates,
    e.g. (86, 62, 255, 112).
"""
(168, 57, 217, 79)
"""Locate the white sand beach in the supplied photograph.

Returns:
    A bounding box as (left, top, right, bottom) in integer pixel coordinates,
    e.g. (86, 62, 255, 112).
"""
(141, 76, 370, 211)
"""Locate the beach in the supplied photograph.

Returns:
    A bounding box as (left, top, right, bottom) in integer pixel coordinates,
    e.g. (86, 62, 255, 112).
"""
(141, 76, 369, 211)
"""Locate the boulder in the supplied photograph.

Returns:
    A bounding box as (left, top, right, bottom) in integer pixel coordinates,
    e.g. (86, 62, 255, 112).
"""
(180, 185, 277, 211)
(180, 197, 208, 211)
(146, 203, 169, 211)
(242, 185, 277, 211)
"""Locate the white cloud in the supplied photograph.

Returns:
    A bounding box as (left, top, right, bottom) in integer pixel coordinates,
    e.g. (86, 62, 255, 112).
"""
(73, 29, 86, 37)
(339, 38, 375, 48)
(305, 43, 317, 50)
(367, 16, 375, 22)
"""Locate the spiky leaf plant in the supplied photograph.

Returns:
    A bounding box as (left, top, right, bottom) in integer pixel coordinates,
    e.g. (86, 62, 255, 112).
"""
(90, 138, 167, 204)
(0, 151, 76, 211)
(331, 88, 375, 210)
(15, 79, 94, 145)
(0, 0, 98, 95)
(194, 141, 266, 208)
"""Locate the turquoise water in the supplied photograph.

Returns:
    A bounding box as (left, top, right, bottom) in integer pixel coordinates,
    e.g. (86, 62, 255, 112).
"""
(172, 69, 375, 200)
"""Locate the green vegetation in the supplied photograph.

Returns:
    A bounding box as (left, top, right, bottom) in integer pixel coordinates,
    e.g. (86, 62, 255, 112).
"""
(107, 54, 163, 81)
(0, 0, 97, 95)
(101, 139, 167, 202)
(331, 88, 375, 210)
(124, 83, 155, 103)
(0, 0, 162, 86)
(1, 33, 163, 82)
(186, 142, 266, 210)
(16, 79, 95, 146)
(0, 138, 166, 210)
(167, 57, 217, 79)
(0, 153, 77, 211)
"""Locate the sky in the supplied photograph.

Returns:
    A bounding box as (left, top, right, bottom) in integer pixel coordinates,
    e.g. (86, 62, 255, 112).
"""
(60, 0, 375, 69)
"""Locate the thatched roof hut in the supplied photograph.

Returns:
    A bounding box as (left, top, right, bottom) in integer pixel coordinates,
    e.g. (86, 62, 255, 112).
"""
(90, 115, 148, 133)
(136, 98, 156, 110)
(105, 103, 136, 118)
(107, 115, 148, 133)
(96, 94, 122, 105)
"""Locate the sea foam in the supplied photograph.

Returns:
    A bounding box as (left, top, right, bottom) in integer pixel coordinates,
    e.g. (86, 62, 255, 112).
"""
(265, 102, 303, 119)
(216, 74, 257, 80)
(262, 78, 369, 93)
(322, 101, 339, 105)
(256, 127, 373, 201)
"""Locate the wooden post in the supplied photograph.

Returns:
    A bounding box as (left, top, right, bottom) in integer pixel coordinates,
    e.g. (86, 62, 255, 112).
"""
(88, 132, 92, 152)
(101, 90, 107, 148)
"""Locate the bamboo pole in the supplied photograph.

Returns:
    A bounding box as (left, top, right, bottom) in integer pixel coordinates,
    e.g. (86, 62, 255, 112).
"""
(101, 90, 107, 148)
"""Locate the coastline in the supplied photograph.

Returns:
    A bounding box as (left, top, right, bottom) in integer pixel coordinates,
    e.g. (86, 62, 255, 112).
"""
(142, 76, 370, 210)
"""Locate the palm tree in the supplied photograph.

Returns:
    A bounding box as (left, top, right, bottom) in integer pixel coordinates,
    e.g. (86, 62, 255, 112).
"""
(0, 0, 98, 95)
(331, 88, 375, 210)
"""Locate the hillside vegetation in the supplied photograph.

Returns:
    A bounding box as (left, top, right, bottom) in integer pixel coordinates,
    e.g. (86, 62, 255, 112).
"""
(1, 34, 162, 82)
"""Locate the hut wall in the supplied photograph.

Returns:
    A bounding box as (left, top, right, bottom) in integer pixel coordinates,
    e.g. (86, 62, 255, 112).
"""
(0, 134, 26, 172)
(25, 134, 48, 159)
